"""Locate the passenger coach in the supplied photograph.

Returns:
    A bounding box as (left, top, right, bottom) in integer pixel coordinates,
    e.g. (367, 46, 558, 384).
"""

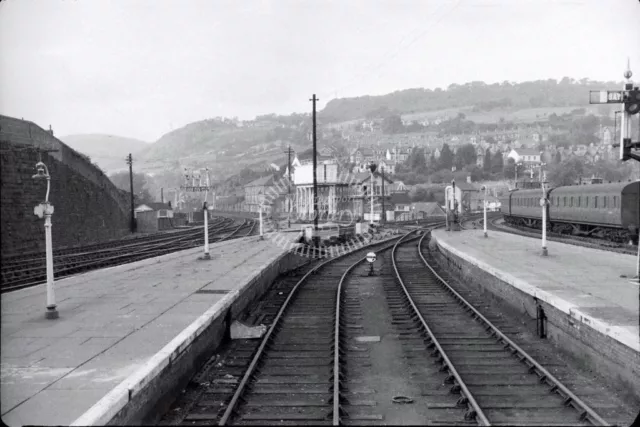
(501, 180, 639, 243)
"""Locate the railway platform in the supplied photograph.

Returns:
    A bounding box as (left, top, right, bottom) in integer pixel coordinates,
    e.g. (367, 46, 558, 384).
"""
(430, 228, 640, 397)
(1, 235, 304, 426)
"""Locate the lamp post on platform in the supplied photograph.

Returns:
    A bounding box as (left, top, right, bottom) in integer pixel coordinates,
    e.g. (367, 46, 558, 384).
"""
(33, 160, 58, 319)
(540, 163, 549, 257)
(444, 185, 451, 231)
(181, 167, 212, 259)
(202, 168, 211, 259)
(258, 190, 264, 240)
(451, 179, 459, 230)
(481, 185, 488, 238)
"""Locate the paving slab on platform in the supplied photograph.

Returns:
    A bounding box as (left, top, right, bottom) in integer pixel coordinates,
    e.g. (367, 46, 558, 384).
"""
(1, 236, 293, 426)
(431, 229, 639, 352)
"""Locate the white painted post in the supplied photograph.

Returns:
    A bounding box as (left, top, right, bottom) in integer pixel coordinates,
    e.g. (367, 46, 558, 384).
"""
(44, 207, 57, 319)
(445, 185, 450, 231)
(541, 182, 548, 257)
(259, 203, 264, 240)
(203, 202, 210, 258)
(482, 185, 488, 238)
(33, 160, 58, 319)
(370, 171, 374, 225)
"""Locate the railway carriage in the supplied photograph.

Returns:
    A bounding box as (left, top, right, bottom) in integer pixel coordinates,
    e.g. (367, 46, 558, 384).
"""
(504, 188, 551, 229)
(548, 182, 636, 241)
(501, 180, 639, 244)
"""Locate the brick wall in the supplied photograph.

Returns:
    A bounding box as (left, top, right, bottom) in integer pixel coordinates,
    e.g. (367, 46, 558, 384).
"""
(0, 115, 130, 213)
(428, 234, 640, 401)
(1, 140, 130, 256)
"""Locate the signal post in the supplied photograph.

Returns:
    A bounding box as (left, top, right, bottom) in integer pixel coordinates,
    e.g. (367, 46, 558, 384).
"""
(181, 167, 212, 259)
(590, 60, 640, 279)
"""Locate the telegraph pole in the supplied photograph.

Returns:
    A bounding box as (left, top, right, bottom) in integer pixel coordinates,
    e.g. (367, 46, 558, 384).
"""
(310, 94, 319, 245)
(284, 145, 295, 229)
(126, 153, 136, 232)
(381, 165, 386, 225)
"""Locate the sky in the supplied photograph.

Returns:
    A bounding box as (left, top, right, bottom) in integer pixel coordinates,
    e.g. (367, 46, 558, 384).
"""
(1, 0, 639, 142)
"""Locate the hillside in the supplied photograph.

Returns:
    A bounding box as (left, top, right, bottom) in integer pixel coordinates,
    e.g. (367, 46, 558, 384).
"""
(136, 118, 314, 179)
(111, 78, 620, 185)
(320, 78, 621, 123)
(60, 134, 149, 173)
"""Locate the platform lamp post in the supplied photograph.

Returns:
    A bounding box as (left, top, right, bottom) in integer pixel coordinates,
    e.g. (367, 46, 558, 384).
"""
(258, 190, 264, 240)
(181, 168, 211, 259)
(32, 160, 58, 319)
(202, 168, 211, 260)
(451, 179, 459, 230)
(444, 185, 451, 231)
(540, 161, 549, 257)
(481, 185, 488, 238)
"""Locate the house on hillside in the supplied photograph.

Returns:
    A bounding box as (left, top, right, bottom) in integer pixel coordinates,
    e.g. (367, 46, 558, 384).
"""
(350, 147, 375, 164)
(244, 175, 276, 214)
(507, 148, 542, 169)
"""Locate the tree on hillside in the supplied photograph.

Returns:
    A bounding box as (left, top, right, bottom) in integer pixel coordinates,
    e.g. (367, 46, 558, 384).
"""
(408, 147, 427, 173)
(427, 153, 437, 173)
(454, 144, 477, 169)
(554, 151, 562, 164)
(109, 171, 154, 205)
(483, 148, 492, 173)
(503, 158, 516, 180)
(548, 158, 584, 186)
(464, 165, 484, 182)
(431, 169, 454, 184)
(410, 187, 435, 202)
(491, 151, 504, 175)
(439, 144, 454, 171)
(382, 114, 404, 134)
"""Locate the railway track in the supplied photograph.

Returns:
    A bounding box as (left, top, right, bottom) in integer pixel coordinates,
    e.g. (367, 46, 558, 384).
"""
(1, 217, 255, 292)
(1, 217, 230, 263)
(483, 216, 638, 256)
(162, 222, 629, 425)
(392, 231, 611, 425)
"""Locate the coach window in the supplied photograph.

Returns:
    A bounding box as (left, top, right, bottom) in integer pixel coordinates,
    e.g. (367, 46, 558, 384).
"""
(594, 196, 598, 208)
(603, 196, 607, 208)
(585, 196, 589, 207)
(570, 197, 573, 207)
(613, 196, 617, 208)
(577, 197, 580, 207)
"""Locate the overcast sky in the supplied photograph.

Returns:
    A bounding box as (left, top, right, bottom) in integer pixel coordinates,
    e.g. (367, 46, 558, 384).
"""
(1, 0, 638, 142)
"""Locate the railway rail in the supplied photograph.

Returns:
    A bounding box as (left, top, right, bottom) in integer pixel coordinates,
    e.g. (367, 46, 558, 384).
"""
(162, 222, 630, 425)
(1, 217, 255, 292)
(392, 231, 610, 425)
(478, 216, 638, 256)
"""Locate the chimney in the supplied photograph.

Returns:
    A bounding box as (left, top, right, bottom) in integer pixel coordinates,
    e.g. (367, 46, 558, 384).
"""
(161, 188, 164, 203)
